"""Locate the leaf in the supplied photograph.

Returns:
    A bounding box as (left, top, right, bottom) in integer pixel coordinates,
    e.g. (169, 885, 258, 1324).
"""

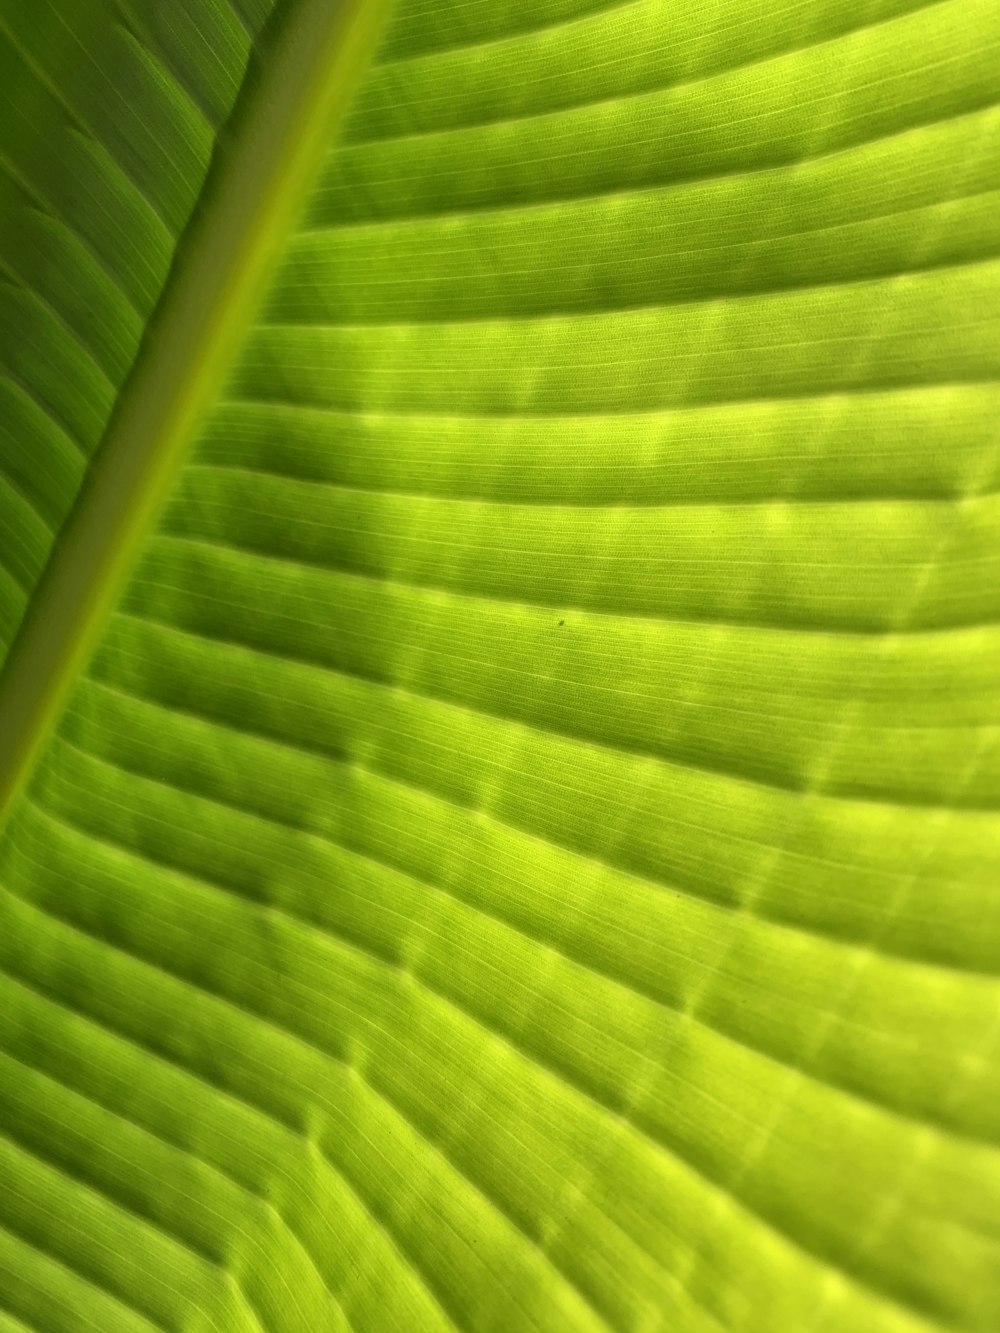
(0, 0, 998, 1330)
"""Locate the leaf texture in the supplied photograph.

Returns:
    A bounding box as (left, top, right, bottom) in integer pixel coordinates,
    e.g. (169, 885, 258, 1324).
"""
(0, 0, 999, 1330)
(0, 0, 280, 665)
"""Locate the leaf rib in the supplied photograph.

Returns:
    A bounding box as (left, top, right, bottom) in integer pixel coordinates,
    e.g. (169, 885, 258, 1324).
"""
(0, 0, 391, 834)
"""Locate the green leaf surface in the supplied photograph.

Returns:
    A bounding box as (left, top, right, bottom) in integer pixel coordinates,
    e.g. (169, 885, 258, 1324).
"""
(0, 0, 998, 1330)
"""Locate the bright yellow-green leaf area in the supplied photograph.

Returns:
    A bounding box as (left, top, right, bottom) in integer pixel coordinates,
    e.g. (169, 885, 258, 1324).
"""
(0, 0, 998, 1329)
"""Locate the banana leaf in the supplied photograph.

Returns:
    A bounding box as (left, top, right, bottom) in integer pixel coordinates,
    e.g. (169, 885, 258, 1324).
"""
(0, 0, 997, 1328)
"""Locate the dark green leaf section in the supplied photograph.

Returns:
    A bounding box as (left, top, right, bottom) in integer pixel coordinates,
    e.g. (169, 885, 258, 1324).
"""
(0, 0, 999, 1331)
(0, 0, 278, 664)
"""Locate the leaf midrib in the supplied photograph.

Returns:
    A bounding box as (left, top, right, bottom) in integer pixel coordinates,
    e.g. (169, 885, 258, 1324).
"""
(0, 0, 390, 831)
